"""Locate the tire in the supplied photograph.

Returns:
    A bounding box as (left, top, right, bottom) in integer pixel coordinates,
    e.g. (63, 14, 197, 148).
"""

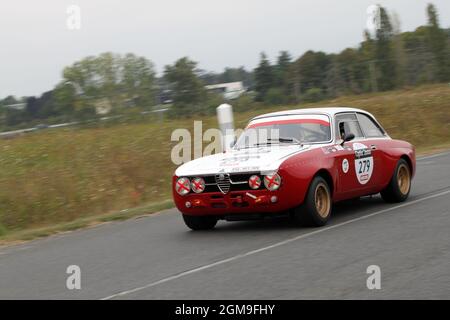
(292, 176, 332, 227)
(380, 158, 411, 203)
(182, 214, 218, 230)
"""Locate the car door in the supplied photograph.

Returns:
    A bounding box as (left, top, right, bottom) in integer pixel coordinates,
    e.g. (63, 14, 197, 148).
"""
(334, 113, 376, 199)
(355, 112, 389, 191)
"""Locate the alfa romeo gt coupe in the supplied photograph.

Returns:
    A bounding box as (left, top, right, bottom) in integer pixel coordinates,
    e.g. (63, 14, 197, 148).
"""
(173, 107, 415, 230)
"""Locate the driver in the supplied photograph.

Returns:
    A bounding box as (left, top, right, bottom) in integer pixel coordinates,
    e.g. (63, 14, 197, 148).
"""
(339, 122, 346, 140)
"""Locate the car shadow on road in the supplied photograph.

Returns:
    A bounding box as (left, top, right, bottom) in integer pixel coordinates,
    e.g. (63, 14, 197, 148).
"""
(190, 194, 389, 233)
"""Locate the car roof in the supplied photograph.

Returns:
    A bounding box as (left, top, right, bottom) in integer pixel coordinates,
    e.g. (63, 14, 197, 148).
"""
(250, 107, 370, 121)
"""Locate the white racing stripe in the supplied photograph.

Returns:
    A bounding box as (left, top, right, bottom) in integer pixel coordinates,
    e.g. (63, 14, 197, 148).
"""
(247, 114, 330, 127)
(101, 188, 450, 300)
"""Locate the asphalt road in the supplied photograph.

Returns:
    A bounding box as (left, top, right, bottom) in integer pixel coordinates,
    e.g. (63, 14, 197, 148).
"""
(1, 152, 450, 299)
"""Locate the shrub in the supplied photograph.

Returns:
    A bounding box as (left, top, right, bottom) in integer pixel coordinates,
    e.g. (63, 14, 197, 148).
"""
(264, 87, 288, 105)
(232, 93, 256, 112)
(302, 88, 325, 102)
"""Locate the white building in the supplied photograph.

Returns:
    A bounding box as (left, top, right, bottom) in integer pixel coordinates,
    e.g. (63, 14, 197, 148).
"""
(4, 103, 26, 110)
(94, 98, 112, 115)
(205, 81, 246, 100)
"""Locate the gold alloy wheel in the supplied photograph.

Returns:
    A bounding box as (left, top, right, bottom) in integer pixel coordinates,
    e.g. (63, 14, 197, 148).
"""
(315, 182, 331, 218)
(397, 163, 411, 195)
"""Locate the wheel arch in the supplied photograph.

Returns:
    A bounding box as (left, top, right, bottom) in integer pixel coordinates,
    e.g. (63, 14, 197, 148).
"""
(400, 154, 413, 175)
(313, 168, 334, 197)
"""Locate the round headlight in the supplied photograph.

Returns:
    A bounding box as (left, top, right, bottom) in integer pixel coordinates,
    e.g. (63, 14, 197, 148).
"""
(191, 177, 205, 194)
(175, 177, 191, 196)
(248, 175, 261, 189)
(264, 173, 281, 191)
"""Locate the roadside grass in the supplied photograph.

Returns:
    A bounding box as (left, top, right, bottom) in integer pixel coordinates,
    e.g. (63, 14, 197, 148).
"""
(0, 199, 173, 244)
(0, 84, 449, 242)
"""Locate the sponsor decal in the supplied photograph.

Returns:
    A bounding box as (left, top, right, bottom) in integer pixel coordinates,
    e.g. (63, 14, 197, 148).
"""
(219, 154, 260, 167)
(342, 158, 349, 173)
(322, 144, 352, 154)
(322, 146, 338, 154)
(353, 143, 374, 185)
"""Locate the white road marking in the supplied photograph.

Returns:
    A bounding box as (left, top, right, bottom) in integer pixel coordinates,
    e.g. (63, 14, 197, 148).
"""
(101, 188, 450, 300)
(417, 151, 450, 161)
(0, 245, 33, 256)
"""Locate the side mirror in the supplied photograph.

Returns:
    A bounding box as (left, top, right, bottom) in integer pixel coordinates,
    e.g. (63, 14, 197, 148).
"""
(341, 133, 355, 145)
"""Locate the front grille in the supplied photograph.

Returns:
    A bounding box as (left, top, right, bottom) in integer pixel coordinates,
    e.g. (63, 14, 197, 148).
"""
(200, 173, 266, 194)
(215, 174, 231, 194)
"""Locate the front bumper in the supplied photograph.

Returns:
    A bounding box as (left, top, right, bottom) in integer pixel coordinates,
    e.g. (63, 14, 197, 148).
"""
(173, 189, 292, 216)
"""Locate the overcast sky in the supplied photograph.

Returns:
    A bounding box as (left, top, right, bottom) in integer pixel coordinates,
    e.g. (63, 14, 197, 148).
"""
(1, 0, 449, 98)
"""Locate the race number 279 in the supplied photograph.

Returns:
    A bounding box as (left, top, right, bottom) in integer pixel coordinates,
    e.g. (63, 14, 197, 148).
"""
(357, 159, 371, 174)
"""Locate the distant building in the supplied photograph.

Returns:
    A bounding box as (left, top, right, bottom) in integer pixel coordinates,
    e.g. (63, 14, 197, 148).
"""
(205, 81, 246, 100)
(157, 89, 173, 105)
(94, 98, 112, 115)
(4, 103, 26, 111)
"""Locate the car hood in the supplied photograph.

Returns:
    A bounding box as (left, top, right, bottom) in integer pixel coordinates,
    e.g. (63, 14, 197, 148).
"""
(175, 144, 321, 176)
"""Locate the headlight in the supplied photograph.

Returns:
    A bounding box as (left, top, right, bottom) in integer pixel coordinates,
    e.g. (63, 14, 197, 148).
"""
(264, 173, 281, 191)
(191, 177, 205, 194)
(175, 177, 191, 196)
(248, 175, 261, 189)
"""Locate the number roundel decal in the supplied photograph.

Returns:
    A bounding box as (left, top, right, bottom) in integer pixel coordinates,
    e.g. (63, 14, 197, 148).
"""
(353, 142, 374, 185)
(342, 158, 349, 173)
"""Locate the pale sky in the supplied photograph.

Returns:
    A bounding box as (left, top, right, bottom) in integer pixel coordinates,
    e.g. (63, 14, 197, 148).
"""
(1, 0, 449, 98)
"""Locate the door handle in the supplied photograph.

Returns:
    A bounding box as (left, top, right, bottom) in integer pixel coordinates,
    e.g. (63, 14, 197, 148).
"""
(370, 144, 377, 150)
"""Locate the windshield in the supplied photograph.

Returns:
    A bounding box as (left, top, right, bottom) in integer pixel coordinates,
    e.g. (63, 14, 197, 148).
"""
(234, 114, 331, 149)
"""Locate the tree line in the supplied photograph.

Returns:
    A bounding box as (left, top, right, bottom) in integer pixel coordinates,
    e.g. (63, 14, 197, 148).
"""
(252, 4, 450, 105)
(1, 4, 449, 128)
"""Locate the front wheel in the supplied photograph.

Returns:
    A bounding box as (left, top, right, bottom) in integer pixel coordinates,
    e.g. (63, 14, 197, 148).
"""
(381, 158, 411, 203)
(182, 214, 218, 230)
(292, 176, 332, 227)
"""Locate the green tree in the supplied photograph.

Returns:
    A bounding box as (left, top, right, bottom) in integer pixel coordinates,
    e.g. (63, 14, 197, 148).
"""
(426, 3, 450, 82)
(264, 87, 288, 105)
(375, 6, 397, 91)
(401, 27, 434, 85)
(53, 82, 77, 117)
(164, 57, 207, 115)
(326, 49, 366, 97)
(275, 51, 292, 89)
(62, 55, 104, 117)
(120, 53, 156, 107)
(60, 53, 156, 118)
(254, 52, 274, 101)
(96, 52, 120, 107)
(295, 51, 331, 95)
(1, 96, 19, 106)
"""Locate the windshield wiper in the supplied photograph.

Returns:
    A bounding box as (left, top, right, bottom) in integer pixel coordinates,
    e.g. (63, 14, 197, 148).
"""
(267, 137, 302, 144)
(235, 137, 303, 149)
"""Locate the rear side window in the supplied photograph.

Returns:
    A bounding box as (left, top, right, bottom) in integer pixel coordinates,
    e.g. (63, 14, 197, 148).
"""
(357, 113, 385, 138)
(335, 113, 363, 140)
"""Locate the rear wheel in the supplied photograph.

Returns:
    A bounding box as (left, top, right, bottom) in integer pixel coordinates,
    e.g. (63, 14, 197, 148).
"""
(381, 158, 411, 203)
(182, 214, 218, 230)
(292, 176, 332, 227)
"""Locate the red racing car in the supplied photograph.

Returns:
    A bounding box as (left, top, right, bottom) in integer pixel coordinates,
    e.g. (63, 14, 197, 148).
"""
(173, 107, 415, 230)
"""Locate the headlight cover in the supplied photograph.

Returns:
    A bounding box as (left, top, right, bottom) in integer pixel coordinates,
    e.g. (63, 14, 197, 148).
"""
(191, 177, 205, 193)
(248, 175, 262, 189)
(264, 173, 281, 191)
(175, 177, 191, 196)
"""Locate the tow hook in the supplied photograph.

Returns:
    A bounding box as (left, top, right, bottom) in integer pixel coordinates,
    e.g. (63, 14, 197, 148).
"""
(245, 192, 257, 200)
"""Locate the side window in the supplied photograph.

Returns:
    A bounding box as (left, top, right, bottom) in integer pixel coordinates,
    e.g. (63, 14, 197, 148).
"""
(335, 113, 363, 140)
(357, 113, 385, 138)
